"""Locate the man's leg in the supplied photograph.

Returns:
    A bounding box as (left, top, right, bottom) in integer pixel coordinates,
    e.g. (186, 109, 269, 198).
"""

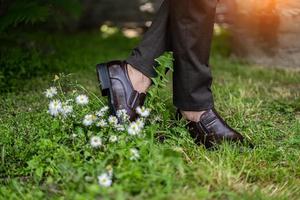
(168, 0, 244, 147)
(170, 0, 217, 115)
(126, 0, 216, 107)
(96, 0, 172, 121)
(126, 0, 216, 117)
(126, 0, 171, 79)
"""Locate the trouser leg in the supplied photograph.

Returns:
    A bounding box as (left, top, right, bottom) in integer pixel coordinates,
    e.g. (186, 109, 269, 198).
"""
(171, 0, 217, 111)
(126, 0, 170, 78)
(126, 0, 217, 111)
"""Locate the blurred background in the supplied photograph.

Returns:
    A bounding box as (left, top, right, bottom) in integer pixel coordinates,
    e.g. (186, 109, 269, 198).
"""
(0, 0, 299, 91)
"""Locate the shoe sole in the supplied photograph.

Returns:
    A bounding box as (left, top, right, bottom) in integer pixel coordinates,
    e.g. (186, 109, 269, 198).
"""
(96, 63, 116, 115)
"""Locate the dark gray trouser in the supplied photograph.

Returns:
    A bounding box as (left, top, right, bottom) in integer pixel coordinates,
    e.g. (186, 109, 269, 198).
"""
(126, 0, 217, 111)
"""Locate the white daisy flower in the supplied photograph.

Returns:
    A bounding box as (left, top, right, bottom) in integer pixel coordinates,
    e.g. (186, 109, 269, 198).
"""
(44, 87, 57, 98)
(49, 87, 57, 94)
(127, 122, 141, 136)
(130, 148, 140, 161)
(109, 135, 118, 143)
(116, 109, 129, 121)
(45, 90, 53, 98)
(135, 118, 145, 129)
(108, 116, 118, 126)
(75, 94, 89, 105)
(95, 119, 108, 127)
(48, 99, 62, 117)
(116, 109, 126, 117)
(115, 124, 125, 131)
(136, 106, 151, 118)
(61, 105, 73, 117)
(100, 106, 109, 112)
(97, 172, 112, 187)
(96, 106, 109, 117)
(90, 136, 102, 148)
(83, 114, 97, 126)
(96, 110, 105, 117)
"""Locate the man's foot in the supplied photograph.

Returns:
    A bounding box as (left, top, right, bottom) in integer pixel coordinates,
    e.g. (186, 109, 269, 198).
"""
(180, 110, 206, 122)
(96, 61, 149, 122)
(180, 109, 244, 148)
(127, 64, 151, 93)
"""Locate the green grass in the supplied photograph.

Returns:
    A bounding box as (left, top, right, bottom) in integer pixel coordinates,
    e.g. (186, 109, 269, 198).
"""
(0, 30, 300, 200)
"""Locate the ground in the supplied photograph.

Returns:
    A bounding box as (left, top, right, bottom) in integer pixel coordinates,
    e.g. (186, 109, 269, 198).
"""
(0, 30, 300, 200)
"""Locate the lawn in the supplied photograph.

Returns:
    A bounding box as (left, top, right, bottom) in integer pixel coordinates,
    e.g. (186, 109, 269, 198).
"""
(0, 30, 300, 200)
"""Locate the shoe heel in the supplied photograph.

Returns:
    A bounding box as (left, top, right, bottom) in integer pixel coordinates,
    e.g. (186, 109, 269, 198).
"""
(96, 63, 110, 96)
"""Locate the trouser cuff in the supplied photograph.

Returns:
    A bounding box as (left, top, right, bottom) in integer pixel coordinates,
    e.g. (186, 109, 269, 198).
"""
(125, 58, 157, 78)
(174, 101, 214, 112)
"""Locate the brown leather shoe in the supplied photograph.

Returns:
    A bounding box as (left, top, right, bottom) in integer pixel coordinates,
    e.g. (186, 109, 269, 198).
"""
(178, 108, 244, 148)
(96, 61, 146, 122)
